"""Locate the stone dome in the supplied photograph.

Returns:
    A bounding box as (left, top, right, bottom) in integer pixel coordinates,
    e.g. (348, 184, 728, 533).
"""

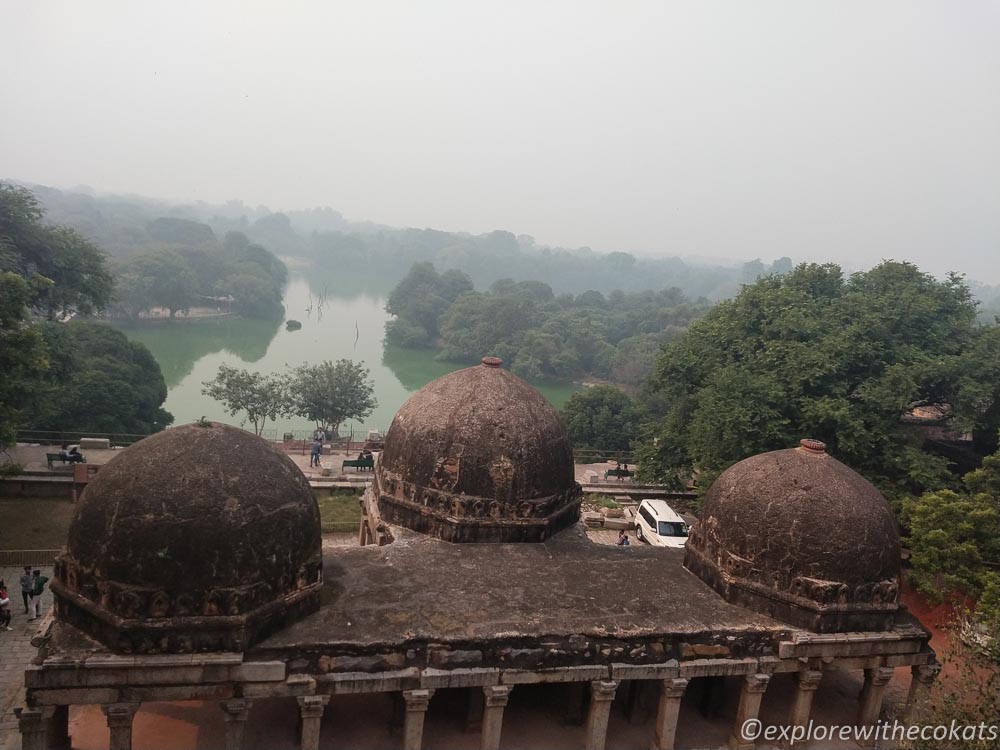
(683, 439, 901, 632)
(374, 357, 582, 543)
(53, 422, 323, 653)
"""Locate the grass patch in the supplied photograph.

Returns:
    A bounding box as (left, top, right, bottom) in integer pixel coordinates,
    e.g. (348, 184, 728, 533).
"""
(584, 493, 620, 509)
(0, 497, 76, 549)
(314, 489, 362, 533)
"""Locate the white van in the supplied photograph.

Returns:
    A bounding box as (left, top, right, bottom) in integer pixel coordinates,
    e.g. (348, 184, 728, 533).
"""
(634, 499, 689, 548)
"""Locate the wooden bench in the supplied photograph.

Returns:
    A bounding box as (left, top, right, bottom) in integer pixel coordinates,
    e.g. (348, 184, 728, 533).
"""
(46, 453, 85, 469)
(342, 457, 375, 472)
(604, 468, 635, 481)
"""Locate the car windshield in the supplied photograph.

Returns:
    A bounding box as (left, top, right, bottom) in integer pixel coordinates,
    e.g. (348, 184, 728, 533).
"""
(658, 521, 688, 537)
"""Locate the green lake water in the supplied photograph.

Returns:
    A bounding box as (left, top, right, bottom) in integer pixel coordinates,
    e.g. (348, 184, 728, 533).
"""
(116, 274, 579, 436)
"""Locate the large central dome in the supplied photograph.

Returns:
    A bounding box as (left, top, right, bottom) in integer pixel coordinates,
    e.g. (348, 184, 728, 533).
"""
(374, 357, 582, 543)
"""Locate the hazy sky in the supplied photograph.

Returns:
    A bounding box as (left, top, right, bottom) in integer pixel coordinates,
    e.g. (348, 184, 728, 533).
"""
(2, 1, 999, 279)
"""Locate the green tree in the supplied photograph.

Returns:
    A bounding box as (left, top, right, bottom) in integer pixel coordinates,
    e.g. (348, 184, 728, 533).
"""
(636, 261, 977, 496)
(202, 365, 290, 436)
(118, 249, 199, 318)
(0, 182, 118, 444)
(561, 385, 646, 452)
(287, 360, 377, 435)
(0, 273, 49, 445)
(385, 262, 473, 344)
(27, 322, 172, 434)
(0, 183, 112, 319)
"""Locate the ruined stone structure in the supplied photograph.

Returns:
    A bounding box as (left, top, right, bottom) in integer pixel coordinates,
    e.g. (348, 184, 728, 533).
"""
(52, 422, 323, 653)
(684, 438, 901, 633)
(374, 357, 582, 543)
(19, 364, 939, 750)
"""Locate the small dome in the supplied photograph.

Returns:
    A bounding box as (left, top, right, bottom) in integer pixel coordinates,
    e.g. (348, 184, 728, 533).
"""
(375, 358, 582, 542)
(53, 422, 322, 653)
(684, 439, 901, 632)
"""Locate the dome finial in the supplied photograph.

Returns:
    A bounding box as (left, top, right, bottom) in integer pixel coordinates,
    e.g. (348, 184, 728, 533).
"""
(799, 438, 826, 454)
(481, 356, 503, 368)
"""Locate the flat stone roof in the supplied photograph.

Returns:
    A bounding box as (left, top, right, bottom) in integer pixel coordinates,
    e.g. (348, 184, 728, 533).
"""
(257, 524, 790, 652)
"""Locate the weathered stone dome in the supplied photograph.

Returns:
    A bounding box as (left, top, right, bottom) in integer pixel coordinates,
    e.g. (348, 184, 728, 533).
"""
(374, 357, 582, 543)
(683, 439, 901, 632)
(53, 422, 322, 653)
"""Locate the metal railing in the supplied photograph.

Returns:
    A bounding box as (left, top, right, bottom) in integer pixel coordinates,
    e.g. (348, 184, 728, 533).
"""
(0, 550, 60, 567)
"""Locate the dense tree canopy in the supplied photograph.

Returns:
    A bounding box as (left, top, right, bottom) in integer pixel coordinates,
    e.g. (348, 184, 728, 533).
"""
(561, 386, 646, 453)
(386, 263, 709, 382)
(112, 230, 286, 320)
(636, 261, 979, 496)
(27, 322, 173, 434)
(1, 183, 113, 320)
(0, 183, 163, 445)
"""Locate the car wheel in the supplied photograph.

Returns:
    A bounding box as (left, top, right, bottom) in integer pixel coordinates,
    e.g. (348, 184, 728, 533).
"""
(636, 526, 643, 541)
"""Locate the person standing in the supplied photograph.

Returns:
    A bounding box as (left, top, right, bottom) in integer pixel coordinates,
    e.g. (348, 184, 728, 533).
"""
(19, 566, 32, 614)
(310, 437, 323, 468)
(28, 569, 49, 621)
(0, 579, 12, 630)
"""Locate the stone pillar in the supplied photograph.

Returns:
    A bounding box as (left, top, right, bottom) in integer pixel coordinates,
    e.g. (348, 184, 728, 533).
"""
(788, 670, 823, 732)
(18, 706, 53, 750)
(857, 667, 894, 745)
(481, 685, 512, 750)
(221, 698, 252, 750)
(585, 680, 618, 750)
(47, 704, 71, 749)
(102, 703, 140, 750)
(728, 673, 770, 750)
(358, 516, 368, 546)
(402, 689, 434, 750)
(904, 664, 940, 721)
(296, 695, 329, 750)
(650, 677, 688, 750)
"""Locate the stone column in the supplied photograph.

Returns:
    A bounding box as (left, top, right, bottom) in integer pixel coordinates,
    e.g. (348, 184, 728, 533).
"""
(481, 685, 512, 750)
(402, 689, 435, 750)
(102, 703, 140, 750)
(296, 695, 330, 750)
(904, 664, 940, 721)
(788, 670, 823, 731)
(17, 706, 53, 750)
(728, 673, 770, 750)
(650, 677, 688, 750)
(221, 698, 252, 750)
(857, 667, 894, 745)
(585, 680, 618, 750)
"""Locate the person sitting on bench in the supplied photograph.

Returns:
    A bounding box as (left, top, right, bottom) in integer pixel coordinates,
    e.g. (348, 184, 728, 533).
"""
(59, 443, 85, 464)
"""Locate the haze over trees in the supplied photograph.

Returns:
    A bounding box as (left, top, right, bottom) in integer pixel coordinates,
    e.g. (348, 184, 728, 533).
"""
(385, 262, 710, 383)
(26, 182, 794, 301)
(112, 226, 287, 320)
(0, 182, 169, 443)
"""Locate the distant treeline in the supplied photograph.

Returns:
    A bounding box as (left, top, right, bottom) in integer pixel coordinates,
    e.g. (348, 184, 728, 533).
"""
(26, 182, 792, 301)
(112, 224, 287, 320)
(385, 262, 711, 383)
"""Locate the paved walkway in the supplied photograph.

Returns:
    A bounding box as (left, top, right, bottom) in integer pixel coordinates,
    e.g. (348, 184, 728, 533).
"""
(0, 566, 53, 750)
